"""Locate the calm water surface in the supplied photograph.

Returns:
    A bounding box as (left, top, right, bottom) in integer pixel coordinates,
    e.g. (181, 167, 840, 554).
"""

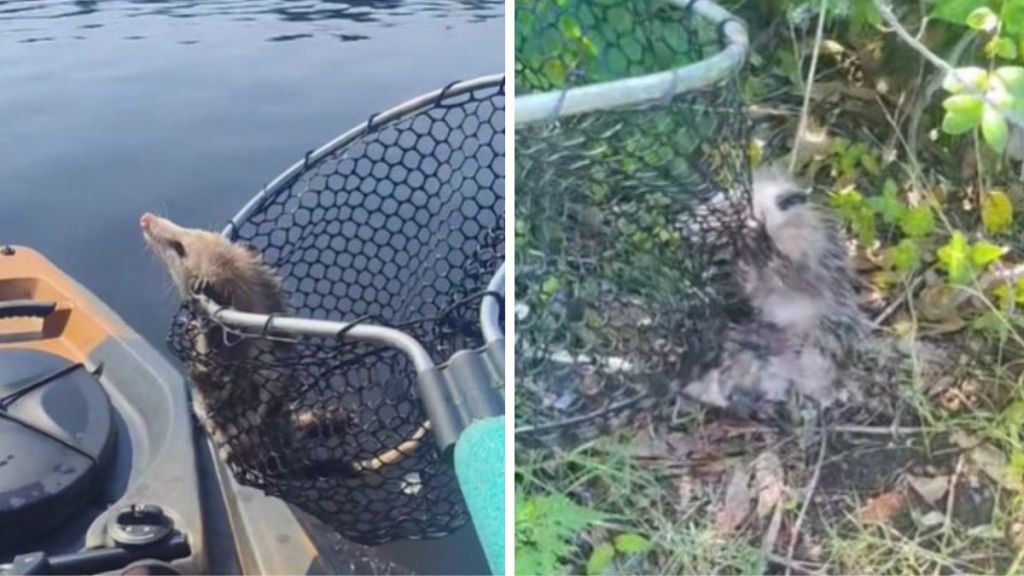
(0, 0, 501, 573)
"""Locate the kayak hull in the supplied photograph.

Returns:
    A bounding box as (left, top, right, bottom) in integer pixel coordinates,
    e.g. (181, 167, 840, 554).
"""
(0, 246, 208, 574)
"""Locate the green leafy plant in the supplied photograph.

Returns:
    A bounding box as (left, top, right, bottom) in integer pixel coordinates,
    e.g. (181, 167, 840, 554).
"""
(827, 137, 882, 181)
(825, 146, 1012, 287)
(585, 532, 653, 575)
(515, 492, 606, 575)
(936, 231, 1007, 284)
(981, 189, 1015, 234)
(828, 178, 934, 252)
(932, 2, 1024, 154)
(939, 65, 1024, 153)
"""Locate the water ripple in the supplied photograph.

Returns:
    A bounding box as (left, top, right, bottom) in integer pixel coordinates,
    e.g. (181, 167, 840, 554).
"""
(0, 0, 502, 25)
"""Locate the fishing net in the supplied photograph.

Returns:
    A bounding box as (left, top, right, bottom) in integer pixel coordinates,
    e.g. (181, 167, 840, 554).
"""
(167, 76, 504, 545)
(514, 0, 752, 447)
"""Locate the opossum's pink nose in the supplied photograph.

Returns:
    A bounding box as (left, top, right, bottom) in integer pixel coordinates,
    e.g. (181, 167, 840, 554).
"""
(140, 213, 154, 232)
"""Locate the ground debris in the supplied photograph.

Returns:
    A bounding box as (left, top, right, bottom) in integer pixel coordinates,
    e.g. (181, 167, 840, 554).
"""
(715, 464, 754, 535)
(625, 428, 696, 461)
(753, 451, 787, 518)
(857, 488, 908, 525)
(674, 475, 700, 510)
(906, 473, 950, 505)
(969, 442, 1023, 492)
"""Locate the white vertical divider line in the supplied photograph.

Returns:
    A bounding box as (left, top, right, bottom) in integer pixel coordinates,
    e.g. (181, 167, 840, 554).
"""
(503, 0, 516, 573)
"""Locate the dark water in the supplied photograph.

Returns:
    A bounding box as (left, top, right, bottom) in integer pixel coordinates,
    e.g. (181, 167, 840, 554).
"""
(0, 0, 501, 573)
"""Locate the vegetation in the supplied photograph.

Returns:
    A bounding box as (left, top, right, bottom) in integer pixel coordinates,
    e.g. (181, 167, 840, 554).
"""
(516, 0, 1024, 574)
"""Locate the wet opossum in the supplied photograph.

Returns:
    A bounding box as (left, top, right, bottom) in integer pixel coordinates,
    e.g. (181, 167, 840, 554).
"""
(740, 165, 868, 340)
(683, 167, 958, 419)
(141, 213, 429, 478)
(684, 166, 869, 411)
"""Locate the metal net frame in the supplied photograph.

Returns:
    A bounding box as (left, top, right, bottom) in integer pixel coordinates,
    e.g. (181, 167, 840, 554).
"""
(514, 0, 752, 447)
(167, 75, 505, 545)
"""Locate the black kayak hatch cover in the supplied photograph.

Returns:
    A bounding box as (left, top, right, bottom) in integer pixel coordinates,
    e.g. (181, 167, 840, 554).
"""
(0, 349, 116, 552)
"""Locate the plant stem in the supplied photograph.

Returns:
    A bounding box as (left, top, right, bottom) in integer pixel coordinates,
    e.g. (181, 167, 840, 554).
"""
(872, 0, 1024, 130)
(784, 430, 828, 576)
(790, 0, 829, 173)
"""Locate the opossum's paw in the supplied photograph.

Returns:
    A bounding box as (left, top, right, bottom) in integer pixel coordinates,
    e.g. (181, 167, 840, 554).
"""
(292, 403, 349, 439)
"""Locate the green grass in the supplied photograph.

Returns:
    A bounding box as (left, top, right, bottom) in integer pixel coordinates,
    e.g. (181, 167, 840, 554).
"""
(514, 0, 1024, 572)
(514, 178, 1024, 572)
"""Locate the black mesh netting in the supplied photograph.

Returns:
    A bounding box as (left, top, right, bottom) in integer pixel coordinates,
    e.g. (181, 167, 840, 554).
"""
(167, 78, 504, 545)
(514, 0, 752, 447)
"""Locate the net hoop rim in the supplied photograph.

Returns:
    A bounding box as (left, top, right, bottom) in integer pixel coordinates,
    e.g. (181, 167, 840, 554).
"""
(514, 0, 748, 125)
(188, 73, 505, 367)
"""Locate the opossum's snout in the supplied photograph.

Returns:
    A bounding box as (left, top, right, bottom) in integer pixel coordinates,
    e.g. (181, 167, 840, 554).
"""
(140, 212, 192, 297)
(140, 213, 187, 258)
(140, 212, 165, 246)
(140, 212, 156, 241)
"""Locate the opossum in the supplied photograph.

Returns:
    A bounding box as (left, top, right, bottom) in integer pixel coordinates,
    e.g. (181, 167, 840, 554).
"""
(684, 166, 870, 411)
(141, 212, 429, 478)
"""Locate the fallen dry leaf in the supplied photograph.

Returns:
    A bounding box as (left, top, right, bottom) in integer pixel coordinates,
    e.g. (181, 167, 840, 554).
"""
(715, 465, 753, 535)
(752, 451, 786, 519)
(626, 430, 695, 461)
(906, 474, 950, 505)
(970, 443, 1024, 492)
(919, 318, 969, 337)
(950, 430, 983, 449)
(857, 490, 907, 525)
(916, 283, 963, 324)
(694, 455, 745, 477)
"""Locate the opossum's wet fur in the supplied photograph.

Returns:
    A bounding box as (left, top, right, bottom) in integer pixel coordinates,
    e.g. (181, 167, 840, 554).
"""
(683, 166, 949, 420)
(141, 213, 425, 480)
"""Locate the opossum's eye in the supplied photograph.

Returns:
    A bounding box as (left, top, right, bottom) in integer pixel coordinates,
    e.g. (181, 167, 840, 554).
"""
(776, 190, 808, 211)
(168, 240, 187, 258)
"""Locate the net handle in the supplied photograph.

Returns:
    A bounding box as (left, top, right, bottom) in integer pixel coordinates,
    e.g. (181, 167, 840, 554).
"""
(196, 296, 437, 372)
(514, 0, 748, 125)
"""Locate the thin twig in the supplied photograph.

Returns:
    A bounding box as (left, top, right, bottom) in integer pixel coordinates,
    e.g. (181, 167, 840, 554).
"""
(936, 454, 964, 572)
(872, 274, 927, 328)
(712, 423, 933, 436)
(767, 552, 828, 576)
(827, 424, 932, 435)
(952, 262, 1024, 308)
(785, 431, 828, 576)
(907, 30, 976, 159)
(761, 502, 784, 569)
(790, 0, 829, 173)
(789, 17, 804, 88)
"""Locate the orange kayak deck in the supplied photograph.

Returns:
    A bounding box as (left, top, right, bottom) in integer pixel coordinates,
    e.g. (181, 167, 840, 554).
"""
(0, 246, 123, 363)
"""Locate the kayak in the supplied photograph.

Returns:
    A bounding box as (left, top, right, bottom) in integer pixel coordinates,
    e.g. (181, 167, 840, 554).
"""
(0, 246, 409, 575)
(0, 245, 204, 574)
